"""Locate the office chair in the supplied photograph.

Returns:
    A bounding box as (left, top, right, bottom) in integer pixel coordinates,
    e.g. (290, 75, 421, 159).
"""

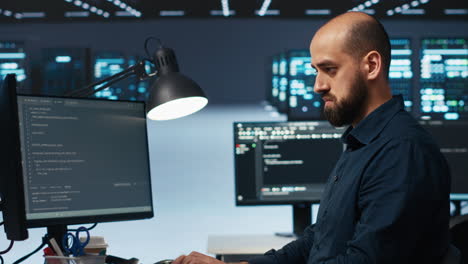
(440, 244, 461, 264)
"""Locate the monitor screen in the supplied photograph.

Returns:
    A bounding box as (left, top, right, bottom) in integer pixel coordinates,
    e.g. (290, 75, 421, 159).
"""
(287, 50, 322, 121)
(390, 38, 414, 112)
(16, 95, 153, 227)
(234, 121, 345, 205)
(420, 38, 468, 120)
(419, 120, 468, 200)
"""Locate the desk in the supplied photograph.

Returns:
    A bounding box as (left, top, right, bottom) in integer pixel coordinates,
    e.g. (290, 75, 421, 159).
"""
(207, 234, 296, 262)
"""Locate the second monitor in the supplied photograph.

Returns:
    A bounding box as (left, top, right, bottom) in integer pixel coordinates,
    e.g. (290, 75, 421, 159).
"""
(234, 121, 345, 235)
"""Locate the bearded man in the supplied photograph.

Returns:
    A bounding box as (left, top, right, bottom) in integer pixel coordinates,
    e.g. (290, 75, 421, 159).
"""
(173, 12, 451, 264)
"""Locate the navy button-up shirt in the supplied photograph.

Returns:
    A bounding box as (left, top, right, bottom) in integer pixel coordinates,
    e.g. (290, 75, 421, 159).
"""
(249, 95, 450, 264)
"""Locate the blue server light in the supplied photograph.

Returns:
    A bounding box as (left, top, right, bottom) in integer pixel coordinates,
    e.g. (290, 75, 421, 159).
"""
(270, 55, 280, 106)
(41, 48, 91, 96)
(55, 56, 72, 63)
(276, 52, 289, 113)
(0, 41, 27, 85)
(93, 52, 126, 100)
(287, 50, 321, 121)
(389, 38, 413, 112)
(132, 56, 151, 101)
(420, 38, 468, 120)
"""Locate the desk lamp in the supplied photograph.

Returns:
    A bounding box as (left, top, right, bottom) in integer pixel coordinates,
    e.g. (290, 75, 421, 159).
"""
(67, 38, 208, 120)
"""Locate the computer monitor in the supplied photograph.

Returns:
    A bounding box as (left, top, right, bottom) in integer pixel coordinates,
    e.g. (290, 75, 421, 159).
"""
(419, 38, 468, 120)
(15, 93, 153, 243)
(0, 74, 28, 241)
(286, 49, 322, 121)
(234, 121, 345, 235)
(419, 120, 468, 201)
(389, 38, 414, 112)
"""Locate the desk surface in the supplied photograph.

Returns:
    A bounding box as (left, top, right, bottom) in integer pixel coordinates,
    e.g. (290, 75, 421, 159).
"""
(207, 234, 296, 255)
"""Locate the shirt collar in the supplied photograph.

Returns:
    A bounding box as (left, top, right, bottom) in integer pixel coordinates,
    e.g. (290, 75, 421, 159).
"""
(341, 95, 404, 148)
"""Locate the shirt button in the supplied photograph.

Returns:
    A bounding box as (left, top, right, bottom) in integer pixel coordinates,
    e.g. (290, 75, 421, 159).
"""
(334, 175, 338, 182)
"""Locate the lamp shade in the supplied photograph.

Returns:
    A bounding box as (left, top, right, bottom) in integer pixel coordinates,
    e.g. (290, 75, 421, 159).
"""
(146, 72, 208, 121)
(146, 47, 208, 121)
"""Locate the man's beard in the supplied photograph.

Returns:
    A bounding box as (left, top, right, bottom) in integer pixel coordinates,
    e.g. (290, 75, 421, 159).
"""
(322, 73, 368, 127)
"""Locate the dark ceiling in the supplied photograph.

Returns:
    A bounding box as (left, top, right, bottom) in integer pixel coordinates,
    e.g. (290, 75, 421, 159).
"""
(0, 0, 466, 22)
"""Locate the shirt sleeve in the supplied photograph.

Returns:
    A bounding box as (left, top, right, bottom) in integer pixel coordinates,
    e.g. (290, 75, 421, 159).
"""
(248, 224, 315, 264)
(319, 138, 450, 264)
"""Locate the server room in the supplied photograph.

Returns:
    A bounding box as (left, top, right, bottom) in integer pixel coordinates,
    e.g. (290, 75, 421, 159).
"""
(0, 0, 467, 264)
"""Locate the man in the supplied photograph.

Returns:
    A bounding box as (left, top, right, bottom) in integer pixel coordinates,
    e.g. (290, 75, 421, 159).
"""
(173, 11, 450, 264)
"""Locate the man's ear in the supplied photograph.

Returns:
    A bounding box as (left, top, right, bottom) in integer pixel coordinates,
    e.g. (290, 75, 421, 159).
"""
(363, 51, 382, 81)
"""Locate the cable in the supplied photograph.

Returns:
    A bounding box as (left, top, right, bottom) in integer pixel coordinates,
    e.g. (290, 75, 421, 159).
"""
(0, 240, 13, 255)
(13, 235, 48, 264)
(68, 223, 98, 232)
(0, 222, 3, 226)
(144, 37, 163, 60)
(85, 223, 98, 231)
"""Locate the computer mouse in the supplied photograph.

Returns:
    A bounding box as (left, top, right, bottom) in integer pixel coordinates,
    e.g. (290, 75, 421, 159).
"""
(154, 259, 173, 264)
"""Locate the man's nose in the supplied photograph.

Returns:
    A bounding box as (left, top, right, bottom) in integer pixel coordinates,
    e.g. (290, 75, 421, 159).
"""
(314, 75, 329, 94)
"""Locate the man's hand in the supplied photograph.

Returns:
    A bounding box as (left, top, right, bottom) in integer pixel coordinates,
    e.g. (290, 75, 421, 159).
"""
(172, 251, 247, 264)
(172, 252, 224, 264)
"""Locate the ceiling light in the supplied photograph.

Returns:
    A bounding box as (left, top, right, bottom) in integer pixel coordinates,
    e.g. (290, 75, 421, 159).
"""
(258, 0, 272, 16)
(221, 0, 230, 17)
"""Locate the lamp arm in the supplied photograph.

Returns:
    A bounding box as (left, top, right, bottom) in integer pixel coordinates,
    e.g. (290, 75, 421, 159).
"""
(80, 71, 134, 97)
(65, 61, 153, 98)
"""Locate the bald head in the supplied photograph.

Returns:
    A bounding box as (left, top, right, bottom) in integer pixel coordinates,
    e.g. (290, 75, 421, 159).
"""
(314, 12, 391, 79)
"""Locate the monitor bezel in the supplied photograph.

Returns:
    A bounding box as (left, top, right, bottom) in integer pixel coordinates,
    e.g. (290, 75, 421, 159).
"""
(15, 93, 154, 228)
(0, 74, 29, 240)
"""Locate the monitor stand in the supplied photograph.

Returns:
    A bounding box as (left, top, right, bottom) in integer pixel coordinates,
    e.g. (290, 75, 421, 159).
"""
(275, 203, 312, 238)
(453, 200, 462, 216)
(47, 224, 68, 251)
